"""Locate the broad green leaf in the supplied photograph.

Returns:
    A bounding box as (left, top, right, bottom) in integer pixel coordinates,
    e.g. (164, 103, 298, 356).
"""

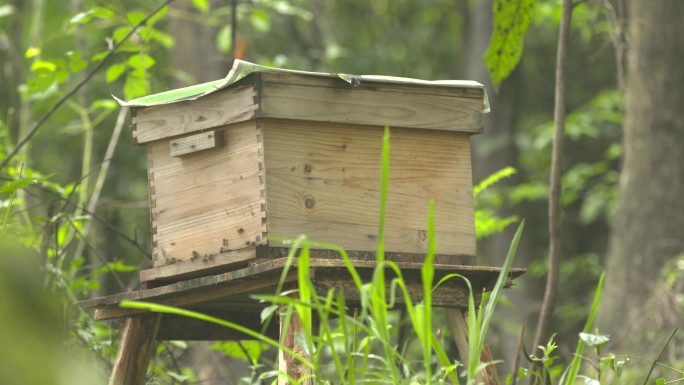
(71, 257, 85, 269)
(128, 67, 147, 79)
(216, 25, 232, 54)
(91, 99, 118, 110)
(112, 26, 132, 43)
(146, 5, 168, 27)
(150, 30, 175, 49)
(25, 47, 41, 59)
(126, 11, 146, 26)
(260, 304, 279, 324)
(615, 359, 627, 377)
(211, 341, 267, 364)
(123, 73, 148, 99)
(55, 69, 69, 84)
(69, 10, 93, 25)
(127, 54, 156, 70)
(66, 51, 82, 60)
(250, 10, 271, 32)
(27, 75, 55, 93)
(91, 51, 109, 63)
(605, 143, 622, 160)
(169, 341, 187, 349)
(106, 62, 128, 83)
(91, 6, 114, 19)
(484, 0, 536, 90)
(269, 1, 313, 20)
(31, 60, 56, 74)
(192, 0, 209, 13)
(69, 59, 88, 73)
(0, 179, 37, 193)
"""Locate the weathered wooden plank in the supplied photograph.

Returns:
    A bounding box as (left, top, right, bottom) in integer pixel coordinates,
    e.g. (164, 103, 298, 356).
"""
(147, 122, 266, 264)
(140, 247, 256, 283)
(132, 83, 258, 144)
(80, 257, 524, 310)
(94, 272, 297, 320)
(169, 130, 222, 157)
(79, 258, 295, 309)
(109, 314, 161, 385)
(83, 257, 524, 321)
(259, 72, 484, 133)
(262, 121, 476, 255)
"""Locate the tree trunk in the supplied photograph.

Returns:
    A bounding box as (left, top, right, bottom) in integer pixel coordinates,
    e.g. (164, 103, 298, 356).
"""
(600, 0, 684, 348)
(168, 1, 228, 87)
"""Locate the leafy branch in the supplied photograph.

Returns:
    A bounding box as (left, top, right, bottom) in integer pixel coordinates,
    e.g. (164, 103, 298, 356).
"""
(0, 0, 176, 171)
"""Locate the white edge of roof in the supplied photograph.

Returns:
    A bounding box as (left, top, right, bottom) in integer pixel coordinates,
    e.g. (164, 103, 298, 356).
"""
(116, 59, 490, 113)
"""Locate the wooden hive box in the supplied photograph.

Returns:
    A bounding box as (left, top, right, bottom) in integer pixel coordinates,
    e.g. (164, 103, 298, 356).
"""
(122, 60, 489, 283)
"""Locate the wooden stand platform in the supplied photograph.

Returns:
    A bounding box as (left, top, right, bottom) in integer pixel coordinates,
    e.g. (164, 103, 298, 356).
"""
(80, 257, 524, 385)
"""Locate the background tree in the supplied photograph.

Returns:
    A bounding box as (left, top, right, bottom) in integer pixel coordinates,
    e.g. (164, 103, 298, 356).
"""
(600, 0, 684, 352)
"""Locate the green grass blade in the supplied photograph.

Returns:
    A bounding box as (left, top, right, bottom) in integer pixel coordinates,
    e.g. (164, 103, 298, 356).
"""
(562, 272, 605, 385)
(420, 200, 437, 384)
(432, 333, 462, 385)
(305, 240, 364, 291)
(476, 220, 525, 351)
(466, 220, 524, 381)
(120, 300, 314, 370)
(377, 126, 390, 262)
(296, 244, 314, 357)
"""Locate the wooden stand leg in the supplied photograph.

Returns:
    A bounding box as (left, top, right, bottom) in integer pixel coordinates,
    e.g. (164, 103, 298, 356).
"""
(109, 314, 162, 385)
(446, 308, 499, 385)
(278, 305, 312, 385)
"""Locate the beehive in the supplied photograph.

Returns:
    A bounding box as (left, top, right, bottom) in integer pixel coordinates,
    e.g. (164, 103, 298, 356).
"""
(122, 60, 488, 282)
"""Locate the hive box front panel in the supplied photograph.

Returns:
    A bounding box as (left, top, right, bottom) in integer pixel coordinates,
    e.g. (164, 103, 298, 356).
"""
(147, 121, 266, 268)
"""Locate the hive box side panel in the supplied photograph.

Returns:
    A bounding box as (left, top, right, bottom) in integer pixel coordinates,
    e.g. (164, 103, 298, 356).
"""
(147, 121, 266, 267)
(261, 120, 476, 256)
(259, 72, 484, 134)
(132, 83, 258, 144)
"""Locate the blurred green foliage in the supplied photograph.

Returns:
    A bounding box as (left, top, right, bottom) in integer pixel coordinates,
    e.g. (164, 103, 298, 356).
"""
(0, 236, 106, 384)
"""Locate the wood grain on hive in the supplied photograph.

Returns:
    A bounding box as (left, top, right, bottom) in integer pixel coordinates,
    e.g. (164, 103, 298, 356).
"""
(130, 70, 485, 283)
